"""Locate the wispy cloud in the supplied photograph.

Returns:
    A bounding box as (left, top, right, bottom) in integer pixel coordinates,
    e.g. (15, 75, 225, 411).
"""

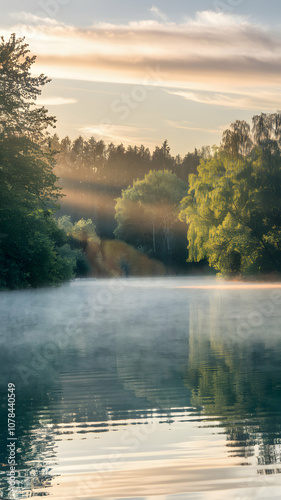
(36, 97, 77, 106)
(4, 10, 281, 111)
(165, 89, 281, 111)
(150, 6, 169, 22)
(165, 120, 225, 134)
(183, 10, 248, 26)
(11, 11, 65, 27)
(79, 124, 156, 146)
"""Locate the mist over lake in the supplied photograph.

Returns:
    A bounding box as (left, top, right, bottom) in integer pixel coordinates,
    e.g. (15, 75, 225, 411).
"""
(1, 277, 281, 498)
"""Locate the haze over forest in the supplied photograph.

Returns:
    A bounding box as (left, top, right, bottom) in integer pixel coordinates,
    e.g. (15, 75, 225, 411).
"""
(1, 26, 281, 288)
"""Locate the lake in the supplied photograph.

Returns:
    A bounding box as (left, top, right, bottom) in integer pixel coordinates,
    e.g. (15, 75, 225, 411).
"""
(1, 277, 281, 499)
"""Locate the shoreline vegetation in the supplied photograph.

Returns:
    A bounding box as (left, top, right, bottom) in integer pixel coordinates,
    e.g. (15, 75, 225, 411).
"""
(1, 35, 281, 290)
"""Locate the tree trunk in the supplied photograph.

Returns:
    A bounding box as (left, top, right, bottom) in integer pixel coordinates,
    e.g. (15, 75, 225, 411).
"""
(152, 219, 156, 254)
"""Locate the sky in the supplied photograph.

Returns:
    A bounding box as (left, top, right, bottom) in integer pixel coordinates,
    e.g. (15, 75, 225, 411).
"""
(1, 0, 281, 154)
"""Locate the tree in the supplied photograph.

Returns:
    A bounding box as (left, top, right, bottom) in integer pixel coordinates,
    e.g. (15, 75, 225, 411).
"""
(57, 216, 98, 277)
(58, 216, 100, 250)
(151, 140, 175, 170)
(173, 149, 201, 182)
(179, 148, 281, 275)
(71, 136, 84, 169)
(0, 34, 56, 139)
(0, 35, 77, 288)
(114, 170, 187, 263)
(221, 120, 252, 158)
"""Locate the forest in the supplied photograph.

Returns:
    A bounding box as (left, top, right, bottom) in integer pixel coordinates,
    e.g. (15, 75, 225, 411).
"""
(1, 34, 281, 289)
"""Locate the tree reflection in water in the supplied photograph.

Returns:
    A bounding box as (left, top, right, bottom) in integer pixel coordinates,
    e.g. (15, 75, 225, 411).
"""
(184, 288, 281, 470)
(1, 280, 281, 497)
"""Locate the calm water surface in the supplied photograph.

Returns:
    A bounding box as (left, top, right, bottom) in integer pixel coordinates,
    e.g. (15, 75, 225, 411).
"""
(1, 277, 281, 499)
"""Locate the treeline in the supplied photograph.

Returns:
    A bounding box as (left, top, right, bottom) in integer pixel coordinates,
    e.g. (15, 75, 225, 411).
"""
(0, 34, 196, 290)
(51, 138, 206, 269)
(52, 136, 203, 238)
(51, 134, 204, 186)
(54, 113, 281, 277)
(1, 34, 281, 289)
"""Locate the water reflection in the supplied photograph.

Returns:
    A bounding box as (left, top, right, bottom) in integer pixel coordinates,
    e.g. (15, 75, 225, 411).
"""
(0, 278, 281, 498)
(185, 287, 281, 470)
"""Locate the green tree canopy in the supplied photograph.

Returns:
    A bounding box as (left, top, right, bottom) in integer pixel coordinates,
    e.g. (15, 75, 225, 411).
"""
(57, 216, 100, 248)
(0, 35, 79, 288)
(179, 116, 281, 275)
(0, 34, 56, 139)
(115, 170, 187, 262)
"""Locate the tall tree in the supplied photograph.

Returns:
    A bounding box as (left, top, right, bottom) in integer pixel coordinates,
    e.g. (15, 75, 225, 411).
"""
(179, 121, 281, 275)
(0, 34, 56, 139)
(151, 140, 175, 170)
(115, 170, 187, 263)
(0, 35, 78, 288)
(221, 120, 252, 158)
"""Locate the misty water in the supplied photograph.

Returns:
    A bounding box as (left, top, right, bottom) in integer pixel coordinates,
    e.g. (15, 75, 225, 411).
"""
(1, 277, 281, 499)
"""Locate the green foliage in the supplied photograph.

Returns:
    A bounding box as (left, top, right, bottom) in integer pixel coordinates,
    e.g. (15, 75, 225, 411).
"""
(4, 36, 281, 279)
(57, 216, 99, 276)
(179, 120, 281, 275)
(0, 35, 76, 289)
(0, 205, 75, 289)
(56, 215, 74, 234)
(55, 243, 91, 279)
(0, 34, 56, 139)
(71, 218, 100, 245)
(114, 170, 187, 263)
(57, 216, 100, 249)
(53, 136, 201, 247)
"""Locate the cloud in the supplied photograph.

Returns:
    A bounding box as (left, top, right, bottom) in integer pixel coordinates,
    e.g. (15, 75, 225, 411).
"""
(79, 124, 156, 146)
(36, 97, 77, 106)
(184, 10, 247, 26)
(165, 89, 281, 111)
(10, 11, 65, 27)
(165, 120, 225, 134)
(150, 6, 169, 22)
(4, 10, 281, 110)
